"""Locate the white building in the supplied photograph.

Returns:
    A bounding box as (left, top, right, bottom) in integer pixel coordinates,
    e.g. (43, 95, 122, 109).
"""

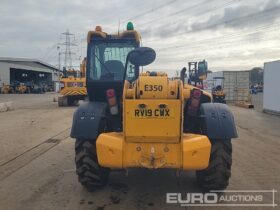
(263, 60, 280, 114)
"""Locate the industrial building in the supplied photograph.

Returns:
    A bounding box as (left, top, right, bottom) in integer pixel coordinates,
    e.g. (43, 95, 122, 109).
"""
(0, 57, 60, 92)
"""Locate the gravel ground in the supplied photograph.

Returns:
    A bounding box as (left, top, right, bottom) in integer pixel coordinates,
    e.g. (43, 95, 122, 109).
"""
(0, 94, 279, 210)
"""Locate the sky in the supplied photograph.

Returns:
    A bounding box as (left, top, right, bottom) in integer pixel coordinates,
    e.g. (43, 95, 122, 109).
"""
(0, 0, 280, 75)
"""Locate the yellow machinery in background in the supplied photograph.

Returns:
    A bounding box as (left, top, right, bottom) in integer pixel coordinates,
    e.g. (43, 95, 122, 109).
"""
(58, 58, 87, 106)
(1, 83, 29, 94)
(70, 23, 237, 192)
(1, 83, 14, 94)
(212, 76, 226, 103)
(16, 83, 30, 94)
(187, 60, 208, 89)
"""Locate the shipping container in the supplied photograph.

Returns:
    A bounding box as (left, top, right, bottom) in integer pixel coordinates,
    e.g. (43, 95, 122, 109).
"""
(263, 60, 280, 114)
(204, 71, 250, 102)
(224, 71, 250, 101)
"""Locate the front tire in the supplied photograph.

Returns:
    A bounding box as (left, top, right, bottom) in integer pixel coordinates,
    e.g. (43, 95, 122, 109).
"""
(75, 139, 110, 191)
(196, 139, 232, 191)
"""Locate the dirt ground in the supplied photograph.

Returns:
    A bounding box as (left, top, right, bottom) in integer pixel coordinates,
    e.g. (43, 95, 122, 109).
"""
(0, 93, 279, 210)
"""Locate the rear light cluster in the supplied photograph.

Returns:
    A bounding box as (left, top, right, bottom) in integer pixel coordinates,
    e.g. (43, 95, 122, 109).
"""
(106, 89, 118, 115)
(188, 89, 202, 116)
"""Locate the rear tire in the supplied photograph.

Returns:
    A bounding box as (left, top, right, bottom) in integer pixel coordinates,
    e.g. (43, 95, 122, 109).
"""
(196, 139, 232, 191)
(58, 96, 68, 106)
(75, 139, 110, 191)
(67, 96, 79, 106)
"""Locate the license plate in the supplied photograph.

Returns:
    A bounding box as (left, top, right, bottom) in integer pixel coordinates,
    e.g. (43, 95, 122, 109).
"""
(134, 108, 170, 118)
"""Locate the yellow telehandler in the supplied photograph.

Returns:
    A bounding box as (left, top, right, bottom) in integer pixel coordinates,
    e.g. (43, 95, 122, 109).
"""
(212, 77, 226, 103)
(1, 83, 14, 94)
(58, 58, 87, 106)
(71, 23, 237, 191)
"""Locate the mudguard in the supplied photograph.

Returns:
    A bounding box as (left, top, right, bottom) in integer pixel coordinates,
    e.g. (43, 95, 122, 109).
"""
(70, 102, 107, 139)
(200, 103, 238, 139)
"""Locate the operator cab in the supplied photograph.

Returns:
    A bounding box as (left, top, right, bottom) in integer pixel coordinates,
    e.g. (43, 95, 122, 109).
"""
(214, 85, 222, 91)
(86, 23, 140, 102)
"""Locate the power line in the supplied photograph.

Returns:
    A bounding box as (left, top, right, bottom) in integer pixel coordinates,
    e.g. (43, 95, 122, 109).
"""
(142, 0, 239, 35)
(40, 43, 59, 61)
(75, 1, 217, 48)
(74, 1, 236, 45)
(101, 0, 183, 28)
(158, 33, 280, 58)
(96, 1, 161, 26)
(156, 21, 280, 52)
(77, 21, 280, 57)
(145, 49, 280, 72)
(156, 37, 280, 63)
(121, 0, 180, 23)
(75, 0, 240, 49)
(144, 4, 280, 42)
(137, 0, 210, 27)
(44, 50, 59, 64)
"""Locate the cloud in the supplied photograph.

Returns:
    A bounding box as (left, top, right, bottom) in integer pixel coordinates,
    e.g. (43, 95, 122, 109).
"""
(0, 0, 279, 71)
(190, 0, 280, 31)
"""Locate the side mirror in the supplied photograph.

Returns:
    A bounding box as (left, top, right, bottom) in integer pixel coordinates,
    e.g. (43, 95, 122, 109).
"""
(198, 60, 208, 79)
(127, 47, 156, 66)
(180, 67, 187, 85)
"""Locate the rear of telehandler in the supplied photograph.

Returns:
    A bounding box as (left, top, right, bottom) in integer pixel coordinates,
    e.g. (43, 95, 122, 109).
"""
(58, 58, 87, 106)
(71, 23, 237, 192)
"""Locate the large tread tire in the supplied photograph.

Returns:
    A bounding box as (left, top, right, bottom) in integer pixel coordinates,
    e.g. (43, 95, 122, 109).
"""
(196, 139, 232, 191)
(75, 139, 110, 191)
(67, 97, 76, 106)
(58, 96, 68, 106)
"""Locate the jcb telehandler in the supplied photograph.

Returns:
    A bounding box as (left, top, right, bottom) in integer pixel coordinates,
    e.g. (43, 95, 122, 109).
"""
(1, 83, 14, 94)
(212, 76, 226, 104)
(71, 23, 237, 191)
(58, 58, 87, 106)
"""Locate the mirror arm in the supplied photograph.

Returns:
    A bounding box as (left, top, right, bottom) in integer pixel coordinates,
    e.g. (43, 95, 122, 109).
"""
(123, 57, 129, 82)
(121, 57, 130, 94)
(180, 67, 187, 85)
